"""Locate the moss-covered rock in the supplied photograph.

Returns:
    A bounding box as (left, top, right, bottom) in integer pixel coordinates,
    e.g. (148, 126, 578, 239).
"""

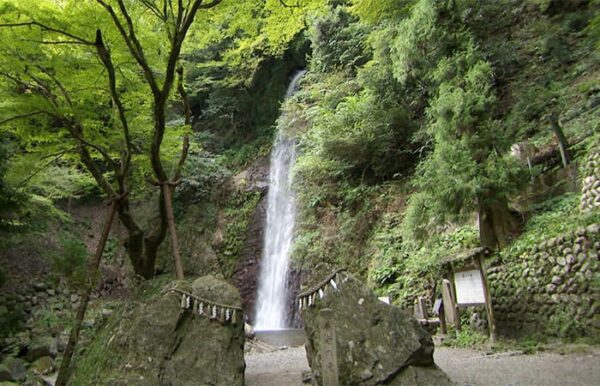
(71, 275, 245, 386)
(301, 272, 453, 385)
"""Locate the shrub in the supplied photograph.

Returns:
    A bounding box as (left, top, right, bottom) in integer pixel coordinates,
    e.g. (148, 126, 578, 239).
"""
(49, 235, 88, 288)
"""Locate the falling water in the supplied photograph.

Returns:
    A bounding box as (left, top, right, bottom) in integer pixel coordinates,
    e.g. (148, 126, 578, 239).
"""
(254, 70, 305, 330)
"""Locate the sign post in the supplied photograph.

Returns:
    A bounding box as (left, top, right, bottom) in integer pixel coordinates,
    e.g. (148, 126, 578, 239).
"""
(475, 255, 497, 343)
(318, 308, 339, 386)
(443, 248, 496, 342)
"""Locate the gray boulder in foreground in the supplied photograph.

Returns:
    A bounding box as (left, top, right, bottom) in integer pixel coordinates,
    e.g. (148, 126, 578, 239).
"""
(71, 275, 245, 385)
(301, 271, 453, 385)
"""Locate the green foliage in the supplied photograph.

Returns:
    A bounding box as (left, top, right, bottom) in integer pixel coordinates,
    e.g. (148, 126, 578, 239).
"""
(370, 221, 479, 307)
(0, 136, 25, 230)
(442, 326, 489, 348)
(349, 0, 413, 24)
(69, 307, 124, 386)
(49, 234, 88, 288)
(177, 147, 231, 204)
(309, 7, 370, 73)
(504, 193, 599, 258)
(402, 45, 523, 242)
(0, 304, 25, 338)
(546, 311, 586, 341)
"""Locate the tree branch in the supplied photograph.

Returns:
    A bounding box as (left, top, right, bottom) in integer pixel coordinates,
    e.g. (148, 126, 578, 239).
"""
(0, 111, 47, 125)
(94, 29, 132, 179)
(198, 0, 223, 9)
(140, 0, 167, 21)
(0, 22, 94, 45)
(173, 135, 189, 183)
(16, 148, 75, 188)
(176, 66, 192, 125)
(96, 0, 160, 96)
(35, 65, 73, 107)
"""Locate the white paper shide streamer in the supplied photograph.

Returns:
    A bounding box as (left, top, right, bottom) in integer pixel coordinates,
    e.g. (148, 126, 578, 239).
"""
(172, 289, 241, 325)
(297, 271, 343, 311)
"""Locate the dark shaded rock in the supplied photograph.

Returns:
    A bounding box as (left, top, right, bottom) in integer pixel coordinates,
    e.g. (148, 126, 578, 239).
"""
(301, 272, 453, 385)
(0, 357, 26, 383)
(232, 194, 267, 325)
(389, 365, 456, 385)
(0, 364, 11, 382)
(71, 275, 245, 386)
(25, 338, 54, 362)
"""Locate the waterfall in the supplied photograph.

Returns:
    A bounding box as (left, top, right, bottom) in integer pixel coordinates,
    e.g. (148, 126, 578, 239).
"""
(254, 70, 305, 331)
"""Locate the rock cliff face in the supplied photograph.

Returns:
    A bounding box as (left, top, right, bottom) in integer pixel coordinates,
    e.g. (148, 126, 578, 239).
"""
(230, 155, 302, 326)
(300, 271, 453, 385)
(232, 195, 267, 324)
(70, 275, 245, 386)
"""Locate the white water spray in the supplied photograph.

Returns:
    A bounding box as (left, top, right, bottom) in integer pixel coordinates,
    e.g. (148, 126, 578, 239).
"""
(254, 70, 305, 330)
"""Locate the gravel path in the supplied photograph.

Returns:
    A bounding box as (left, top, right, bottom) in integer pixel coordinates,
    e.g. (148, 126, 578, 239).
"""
(245, 347, 309, 386)
(244, 345, 600, 386)
(435, 346, 600, 386)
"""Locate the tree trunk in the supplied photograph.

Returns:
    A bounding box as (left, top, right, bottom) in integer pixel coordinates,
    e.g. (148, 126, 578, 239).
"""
(548, 113, 571, 168)
(143, 188, 169, 277)
(55, 199, 117, 386)
(478, 197, 521, 250)
(162, 183, 184, 279)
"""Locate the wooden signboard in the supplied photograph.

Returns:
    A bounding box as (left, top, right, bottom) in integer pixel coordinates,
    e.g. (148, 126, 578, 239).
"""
(454, 269, 486, 306)
(442, 248, 497, 342)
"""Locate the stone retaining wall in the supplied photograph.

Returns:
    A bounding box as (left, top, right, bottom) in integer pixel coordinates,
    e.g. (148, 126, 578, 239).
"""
(581, 151, 600, 212)
(487, 224, 600, 338)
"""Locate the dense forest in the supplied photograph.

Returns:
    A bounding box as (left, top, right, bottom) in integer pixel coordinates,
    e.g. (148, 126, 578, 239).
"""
(0, 0, 599, 385)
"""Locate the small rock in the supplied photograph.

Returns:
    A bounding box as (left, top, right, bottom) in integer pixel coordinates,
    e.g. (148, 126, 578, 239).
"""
(551, 276, 563, 285)
(25, 341, 53, 362)
(82, 319, 95, 329)
(32, 283, 46, 292)
(586, 224, 600, 234)
(70, 294, 80, 303)
(46, 289, 55, 297)
(101, 308, 113, 319)
(301, 370, 312, 384)
(30, 356, 55, 375)
(244, 323, 255, 339)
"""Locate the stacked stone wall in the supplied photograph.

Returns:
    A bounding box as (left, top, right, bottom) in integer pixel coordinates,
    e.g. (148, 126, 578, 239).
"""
(581, 151, 600, 211)
(488, 224, 600, 338)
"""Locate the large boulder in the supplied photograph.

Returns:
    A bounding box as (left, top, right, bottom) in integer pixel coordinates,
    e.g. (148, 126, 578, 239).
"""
(71, 275, 245, 385)
(300, 271, 453, 385)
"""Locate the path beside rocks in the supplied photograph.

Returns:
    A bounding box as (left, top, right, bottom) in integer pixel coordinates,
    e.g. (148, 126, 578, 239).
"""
(435, 346, 600, 386)
(244, 345, 600, 386)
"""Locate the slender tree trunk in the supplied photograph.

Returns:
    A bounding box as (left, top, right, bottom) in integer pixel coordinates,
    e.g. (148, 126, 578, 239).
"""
(55, 199, 118, 386)
(478, 196, 521, 250)
(162, 183, 184, 279)
(143, 188, 169, 277)
(548, 113, 571, 168)
(150, 97, 185, 279)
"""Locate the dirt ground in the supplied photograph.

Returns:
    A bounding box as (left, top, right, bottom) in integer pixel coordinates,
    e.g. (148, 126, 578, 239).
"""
(244, 344, 600, 386)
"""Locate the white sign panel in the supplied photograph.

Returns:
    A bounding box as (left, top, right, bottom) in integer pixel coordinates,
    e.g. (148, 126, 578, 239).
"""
(454, 269, 485, 305)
